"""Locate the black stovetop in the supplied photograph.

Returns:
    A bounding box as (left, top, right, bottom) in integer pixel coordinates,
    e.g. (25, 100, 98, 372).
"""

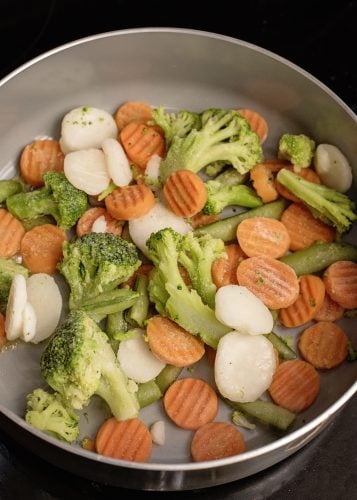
(0, 1, 356, 498)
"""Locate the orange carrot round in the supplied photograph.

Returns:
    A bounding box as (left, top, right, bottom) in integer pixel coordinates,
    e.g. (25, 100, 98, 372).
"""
(314, 292, 345, 322)
(275, 166, 321, 202)
(163, 170, 207, 218)
(20, 224, 66, 274)
(95, 417, 152, 462)
(0, 208, 25, 258)
(0, 313, 6, 347)
(236, 256, 299, 309)
(76, 207, 123, 237)
(191, 421, 246, 462)
(279, 274, 325, 328)
(281, 203, 336, 251)
(114, 101, 153, 130)
(147, 316, 205, 367)
(250, 163, 279, 203)
(268, 359, 320, 413)
(120, 122, 165, 169)
(163, 378, 218, 430)
(298, 321, 348, 369)
(212, 244, 245, 288)
(105, 184, 155, 220)
(237, 217, 290, 259)
(323, 260, 357, 309)
(238, 108, 268, 143)
(20, 139, 64, 187)
(190, 211, 219, 229)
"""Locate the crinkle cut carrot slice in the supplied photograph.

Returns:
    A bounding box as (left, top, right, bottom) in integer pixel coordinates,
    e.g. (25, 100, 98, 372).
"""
(114, 101, 153, 130)
(120, 121, 165, 169)
(20, 139, 64, 187)
(163, 378, 218, 430)
(236, 255, 299, 309)
(268, 359, 320, 413)
(147, 315, 205, 367)
(238, 108, 268, 144)
(95, 417, 152, 462)
(105, 184, 155, 220)
(298, 321, 348, 369)
(211, 244, 245, 288)
(20, 224, 66, 274)
(0, 208, 25, 258)
(323, 260, 357, 309)
(191, 421, 245, 462)
(163, 170, 207, 218)
(279, 274, 325, 327)
(237, 217, 290, 259)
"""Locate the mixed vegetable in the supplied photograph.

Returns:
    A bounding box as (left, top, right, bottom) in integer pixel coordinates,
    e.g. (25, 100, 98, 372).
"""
(0, 101, 356, 464)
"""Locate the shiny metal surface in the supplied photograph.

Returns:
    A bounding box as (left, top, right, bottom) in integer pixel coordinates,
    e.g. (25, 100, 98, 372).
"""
(0, 28, 356, 490)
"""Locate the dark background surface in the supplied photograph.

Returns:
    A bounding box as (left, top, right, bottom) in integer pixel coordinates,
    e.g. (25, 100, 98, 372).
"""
(0, 0, 356, 498)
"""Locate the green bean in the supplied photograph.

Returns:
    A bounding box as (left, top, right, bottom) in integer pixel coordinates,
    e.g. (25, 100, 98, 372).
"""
(194, 200, 286, 242)
(229, 399, 296, 431)
(137, 380, 162, 408)
(265, 332, 297, 360)
(155, 365, 182, 393)
(106, 309, 128, 336)
(126, 274, 149, 327)
(0, 180, 23, 202)
(281, 242, 357, 276)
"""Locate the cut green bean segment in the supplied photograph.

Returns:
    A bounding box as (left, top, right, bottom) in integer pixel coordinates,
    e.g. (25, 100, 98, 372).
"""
(106, 310, 128, 336)
(0, 180, 23, 202)
(265, 332, 297, 360)
(155, 365, 182, 394)
(281, 242, 357, 276)
(137, 380, 162, 408)
(194, 199, 286, 242)
(80, 288, 139, 315)
(127, 274, 149, 327)
(229, 399, 296, 430)
(232, 410, 256, 430)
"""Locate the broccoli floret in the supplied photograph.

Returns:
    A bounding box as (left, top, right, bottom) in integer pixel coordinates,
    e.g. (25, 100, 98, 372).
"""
(25, 388, 79, 443)
(0, 180, 23, 203)
(278, 133, 315, 168)
(178, 232, 225, 308)
(276, 168, 357, 233)
(203, 180, 262, 215)
(58, 232, 141, 309)
(152, 106, 201, 148)
(6, 172, 87, 229)
(159, 109, 263, 181)
(40, 310, 139, 421)
(0, 257, 29, 312)
(147, 228, 230, 348)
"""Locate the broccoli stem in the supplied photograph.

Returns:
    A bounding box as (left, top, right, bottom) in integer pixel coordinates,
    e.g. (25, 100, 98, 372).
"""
(165, 284, 230, 348)
(0, 180, 23, 202)
(265, 332, 297, 360)
(194, 200, 286, 241)
(79, 289, 139, 315)
(126, 275, 149, 327)
(215, 167, 247, 186)
(281, 242, 357, 276)
(95, 370, 139, 421)
(229, 399, 296, 431)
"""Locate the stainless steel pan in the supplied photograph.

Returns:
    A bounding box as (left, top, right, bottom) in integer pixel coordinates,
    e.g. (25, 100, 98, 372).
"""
(0, 28, 356, 491)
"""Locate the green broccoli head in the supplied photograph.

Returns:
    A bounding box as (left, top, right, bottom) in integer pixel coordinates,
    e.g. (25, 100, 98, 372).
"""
(6, 172, 87, 229)
(159, 108, 263, 181)
(25, 388, 79, 443)
(178, 231, 226, 308)
(40, 310, 139, 421)
(146, 228, 229, 348)
(0, 257, 29, 312)
(278, 134, 316, 168)
(152, 106, 201, 148)
(203, 180, 262, 215)
(276, 168, 357, 233)
(58, 232, 141, 309)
